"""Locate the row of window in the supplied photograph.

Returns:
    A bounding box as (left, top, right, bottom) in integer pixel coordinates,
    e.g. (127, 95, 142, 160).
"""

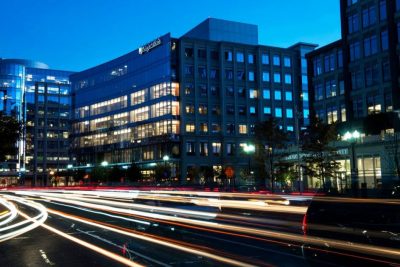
(314, 80, 345, 101)
(184, 48, 292, 67)
(351, 60, 390, 90)
(348, 2, 387, 34)
(313, 49, 343, 76)
(349, 30, 388, 61)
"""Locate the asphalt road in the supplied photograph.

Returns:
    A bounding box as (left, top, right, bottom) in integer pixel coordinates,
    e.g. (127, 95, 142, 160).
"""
(0, 189, 311, 267)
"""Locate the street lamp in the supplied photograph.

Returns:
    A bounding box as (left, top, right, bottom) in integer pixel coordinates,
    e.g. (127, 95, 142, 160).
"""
(343, 130, 361, 196)
(163, 155, 170, 182)
(243, 144, 255, 181)
(101, 161, 108, 167)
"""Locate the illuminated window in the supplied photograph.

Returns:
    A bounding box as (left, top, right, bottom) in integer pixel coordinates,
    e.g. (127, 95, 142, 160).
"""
(199, 123, 208, 133)
(239, 124, 247, 134)
(212, 142, 221, 156)
(249, 89, 258, 99)
(186, 123, 195, 133)
(211, 123, 221, 133)
(198, 104, 208, 115)
(186, 104, 194, 114)
(131, 107, 149, 122)
(262, 54, 269, 64)
(200, 142, 208, 156)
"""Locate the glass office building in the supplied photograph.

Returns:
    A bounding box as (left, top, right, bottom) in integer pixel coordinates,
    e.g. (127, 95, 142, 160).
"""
(71, 18, 316, 185)
(0, 58, 72, 186)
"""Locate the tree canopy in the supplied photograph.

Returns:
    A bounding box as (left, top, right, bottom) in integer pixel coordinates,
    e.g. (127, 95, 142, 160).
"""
(0, 113, 21, 161)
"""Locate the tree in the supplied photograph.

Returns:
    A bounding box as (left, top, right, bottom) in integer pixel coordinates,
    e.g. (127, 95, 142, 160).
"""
(0, 112, 21, 161)
(91, 166, 109, 183)
(301, 116, 340, 191)
(126, 163, 143, 183)
(254, 117, 289, 191)
(109, 166, 124, 183)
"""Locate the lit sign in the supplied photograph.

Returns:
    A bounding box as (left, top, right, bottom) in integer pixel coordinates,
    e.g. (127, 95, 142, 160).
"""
(138, 38, 162, 55)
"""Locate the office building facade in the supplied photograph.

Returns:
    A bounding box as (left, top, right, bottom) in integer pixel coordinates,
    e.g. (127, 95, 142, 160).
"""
(306, 0, 400, 190)
(0, 59, 72, 186)
(71, 19, 316, 185)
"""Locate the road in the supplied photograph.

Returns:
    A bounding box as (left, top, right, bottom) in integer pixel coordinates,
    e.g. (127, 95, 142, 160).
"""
(1, 189, 397, 267)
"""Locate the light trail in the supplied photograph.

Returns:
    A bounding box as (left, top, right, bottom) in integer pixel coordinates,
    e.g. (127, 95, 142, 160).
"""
(17, 211, 145, 267)
(47, 208, 263, 267)
(0, 195, 48, 243)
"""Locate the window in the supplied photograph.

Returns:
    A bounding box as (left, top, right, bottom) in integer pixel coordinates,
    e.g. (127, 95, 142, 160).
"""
(302, 92, 309, 101)
(212, 142, 221, 156)
(353, 97, 363, 118)
(397, 0, 400, 10)
(337, 49, 343, 68)
(185, 48, 193, 58)
(262, 71, 270, 82)
(348, 14, 360, 33)
(236, 52, 244, 63)
(239, 124, 247, 134)
(249, 89, 258, 99)
(185, 65, 194, 75)
(212, 105, 221, 115)
(200, 142, 208, 156)
(274, 90, 282, 100)
(264, 107, 271, 114)
(200, 123, 208, 133)
(341, 105, 347, 122)
(314, 83, 324, 100)
(286, 108, 293, 118)
(198, 104, 208, 115)
(225, 51, 233, 61)
(210, 69, 218, 79)
(238, 105, 246, 115)
(225, 69, 233, 80)
(339, 80, 345, 95)
(248, 54, 254, 64)
(380, 0, 387, 20)
(238, 87, 246, 97)
(275, 108, 282, 117)
(226, 143, 235, 156)
(198, 66, 207, 78)
(382, 60, 390, 81)
(212, 123, 221, 133)
(327, 107, 338, 124)
(199, 85, 207, 97)
(226, 86, 234, 97)
(249, 106, 257, 115)
(284, 56, 291, 67)
(362, 6, 377, 28)
(185, 104, 194, 114)
(185, 84, 193, 95)
(248, 71, 255, 81)
(186, 142, 195, 155)
(364, 64, 379, 87)
(273, 55, 280, 66)
(274, 72, 281, 83)
(263, 89, 270, 99)
(285, 91, 292, 101)
(284, 74, 292, 84)
(186, 123, 195, 133)
(381, 30, 388, 51)
(325, 80, 337, 98)
(237, 70, 245, 80)
(351, 70, 363, 90)
(262, 54, 269, 64)
(287, 126, 294, 132)
(226, 104, 235, 115)
(210, 85, 219, 96)
(226, 123, 235, 134)
(367, 95, 381, 114)
(198, 49, 206, 58)
(314, 57, 322, 75)
(364, 35, 378, 57)
(350, 41, 361, 61)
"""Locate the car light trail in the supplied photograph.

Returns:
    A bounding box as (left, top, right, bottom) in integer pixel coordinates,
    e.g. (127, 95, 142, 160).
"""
(16, 211, 145, 267)
(46, 208, 263, 267)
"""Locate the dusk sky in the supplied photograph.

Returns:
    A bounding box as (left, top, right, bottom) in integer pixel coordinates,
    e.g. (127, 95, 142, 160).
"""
(1, 0, 341, 71)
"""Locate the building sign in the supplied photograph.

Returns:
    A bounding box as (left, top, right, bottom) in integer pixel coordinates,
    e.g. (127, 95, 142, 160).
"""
(138, 38, 162, 55)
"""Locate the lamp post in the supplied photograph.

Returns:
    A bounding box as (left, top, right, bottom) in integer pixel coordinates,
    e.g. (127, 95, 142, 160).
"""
(343, 130, 360, 196)
(243, 144, 255, 183)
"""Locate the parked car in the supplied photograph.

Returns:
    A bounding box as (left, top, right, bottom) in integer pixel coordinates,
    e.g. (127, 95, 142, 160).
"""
(302, 186, 400, 266)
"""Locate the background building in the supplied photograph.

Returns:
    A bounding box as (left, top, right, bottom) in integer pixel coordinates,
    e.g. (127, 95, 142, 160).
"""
(305, 0, 400, 190)
(0, 59, 72, 186)
(71, 18, 317, 185)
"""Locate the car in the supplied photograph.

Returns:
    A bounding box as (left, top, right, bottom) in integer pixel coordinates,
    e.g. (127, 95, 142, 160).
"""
(301, 186, 400, 266)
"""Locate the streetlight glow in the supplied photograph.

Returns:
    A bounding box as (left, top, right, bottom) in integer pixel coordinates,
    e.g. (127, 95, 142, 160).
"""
(67, 164, 73, 169)
(163, 155, 170, 161)
(101, 161, 108, 167)
(243, 144, 255, 153)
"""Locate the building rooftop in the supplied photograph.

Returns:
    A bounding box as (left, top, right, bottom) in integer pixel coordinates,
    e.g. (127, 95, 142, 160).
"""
(182, 18, 258, 45)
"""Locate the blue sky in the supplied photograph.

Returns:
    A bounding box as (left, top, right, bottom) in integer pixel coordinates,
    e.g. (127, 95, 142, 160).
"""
(0, 0, 341, 71)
